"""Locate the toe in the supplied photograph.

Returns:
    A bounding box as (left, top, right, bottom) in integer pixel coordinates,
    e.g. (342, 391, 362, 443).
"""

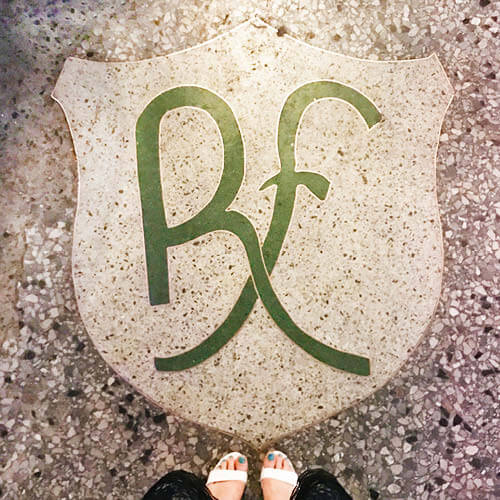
(227, 456, 235, 470)
(263, 450, 278, 469)
(271, 452, 295, 472)
(235, 454, 248, 472)
(282, 456, 294, 471)
(219, 458, 228, 470)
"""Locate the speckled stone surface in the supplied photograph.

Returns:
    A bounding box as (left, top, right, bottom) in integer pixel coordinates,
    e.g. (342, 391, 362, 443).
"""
(52, 20, 452, 446)
(1, 1, 499, 499)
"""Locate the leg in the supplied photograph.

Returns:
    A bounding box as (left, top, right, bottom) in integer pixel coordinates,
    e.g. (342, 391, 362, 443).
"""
(291, 469, 353, 500)
(142, 470, 214, 500)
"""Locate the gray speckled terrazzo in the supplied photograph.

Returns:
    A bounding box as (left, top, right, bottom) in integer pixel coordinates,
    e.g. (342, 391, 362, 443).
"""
(1, 1, 499, 499)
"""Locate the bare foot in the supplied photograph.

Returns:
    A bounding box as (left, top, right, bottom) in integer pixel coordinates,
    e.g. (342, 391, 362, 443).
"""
(206, 453, 247, 500)
(261, 451, 296, 500)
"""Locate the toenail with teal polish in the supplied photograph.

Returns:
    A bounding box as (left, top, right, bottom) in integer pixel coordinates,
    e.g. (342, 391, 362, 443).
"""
(238, 456, 245, 464)
(268, 453, 274, 460)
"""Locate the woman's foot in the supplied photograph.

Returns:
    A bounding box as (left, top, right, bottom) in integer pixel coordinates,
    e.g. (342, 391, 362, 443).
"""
(206, 453, 247, 500)
(261, 451, 297, 500)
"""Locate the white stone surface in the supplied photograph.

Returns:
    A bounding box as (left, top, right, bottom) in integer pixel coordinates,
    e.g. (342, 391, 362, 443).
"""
(52, 19, 453, 445)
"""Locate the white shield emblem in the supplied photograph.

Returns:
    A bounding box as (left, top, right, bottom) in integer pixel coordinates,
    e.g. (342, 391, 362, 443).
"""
(52, 19, 453, 446)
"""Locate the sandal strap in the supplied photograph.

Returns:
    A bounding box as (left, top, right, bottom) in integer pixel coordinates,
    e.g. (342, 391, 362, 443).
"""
(260, 468, 298, 486)
(207, 469, 247, 484)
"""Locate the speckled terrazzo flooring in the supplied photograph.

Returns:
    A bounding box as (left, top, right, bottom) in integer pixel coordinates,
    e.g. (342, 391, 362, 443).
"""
(0, 1, 499, 499)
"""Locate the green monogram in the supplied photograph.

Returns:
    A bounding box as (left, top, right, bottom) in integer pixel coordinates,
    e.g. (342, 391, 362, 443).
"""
(136, 81, 380, 376)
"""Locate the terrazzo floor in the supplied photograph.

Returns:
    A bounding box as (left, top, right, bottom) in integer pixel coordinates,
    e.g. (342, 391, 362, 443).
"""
(1, 1, 499, 499)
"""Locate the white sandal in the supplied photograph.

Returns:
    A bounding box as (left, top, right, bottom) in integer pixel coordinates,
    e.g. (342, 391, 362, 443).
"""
(206, 452, 248, 486)
(260, 450, 298, 487)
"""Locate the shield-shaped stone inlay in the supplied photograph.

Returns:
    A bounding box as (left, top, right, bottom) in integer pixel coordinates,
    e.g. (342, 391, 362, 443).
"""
(52, 19, 453, 446)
